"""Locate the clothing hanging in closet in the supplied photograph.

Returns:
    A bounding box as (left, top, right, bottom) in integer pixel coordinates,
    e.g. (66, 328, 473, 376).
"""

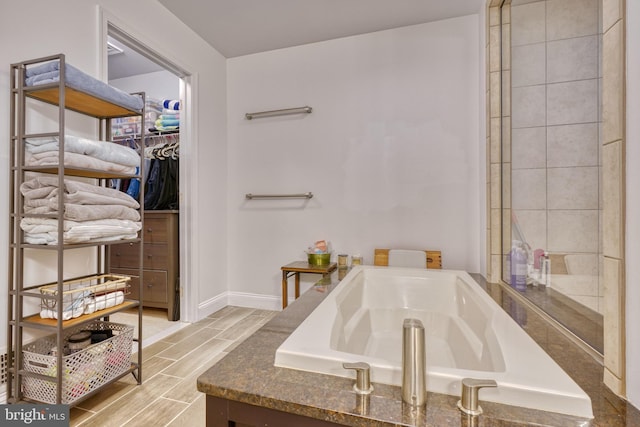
(111, 134, 179, 210)
(143, 136, 179, 210)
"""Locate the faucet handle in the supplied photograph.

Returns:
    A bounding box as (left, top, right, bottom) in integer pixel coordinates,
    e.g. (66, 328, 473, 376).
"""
(343, 362, 374, 394)
(457, 378, 497, 416)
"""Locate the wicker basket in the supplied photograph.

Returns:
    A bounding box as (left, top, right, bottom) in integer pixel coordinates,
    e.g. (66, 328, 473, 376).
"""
(22, 321, 133, 404)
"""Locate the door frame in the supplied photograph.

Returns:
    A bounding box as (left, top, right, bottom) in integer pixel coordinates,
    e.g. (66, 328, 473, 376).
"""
(98, 7, 199, 323)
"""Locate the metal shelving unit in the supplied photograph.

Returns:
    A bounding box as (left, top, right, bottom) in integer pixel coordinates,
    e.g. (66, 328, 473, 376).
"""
(7, 53, 144, 405)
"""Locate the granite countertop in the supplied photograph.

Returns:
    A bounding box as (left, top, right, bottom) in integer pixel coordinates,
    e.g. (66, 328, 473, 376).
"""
(197, 271, 640, 427)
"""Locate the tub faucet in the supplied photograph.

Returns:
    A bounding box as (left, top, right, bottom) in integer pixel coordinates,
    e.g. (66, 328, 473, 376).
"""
(457, 378, 497, 415)
(343, 362, 373, 394)
(402, 318, 427, 407)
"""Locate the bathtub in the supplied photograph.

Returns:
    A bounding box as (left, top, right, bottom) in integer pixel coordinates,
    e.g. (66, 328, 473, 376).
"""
(274, 266, 593, 419)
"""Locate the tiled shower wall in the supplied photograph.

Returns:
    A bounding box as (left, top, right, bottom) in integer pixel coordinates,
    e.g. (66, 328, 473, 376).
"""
(487, 0, 627, 397)
(510, 0, 603, 312)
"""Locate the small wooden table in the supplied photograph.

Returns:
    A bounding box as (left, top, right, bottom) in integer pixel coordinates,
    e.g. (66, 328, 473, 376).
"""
(280, 261, 337, 309)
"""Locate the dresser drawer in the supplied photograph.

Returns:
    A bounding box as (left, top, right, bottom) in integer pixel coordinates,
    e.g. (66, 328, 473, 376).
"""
(142, 244, 171, 270)
(110, 242, 139, 268)
(109, 211, 178, 317)
(111, 268, 168, 304)
(109, 243, 170, 270)
(143, 216, 170, 243)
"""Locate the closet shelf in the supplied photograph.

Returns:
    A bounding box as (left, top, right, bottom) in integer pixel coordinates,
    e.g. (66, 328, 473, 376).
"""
(113, 130, 179, 141)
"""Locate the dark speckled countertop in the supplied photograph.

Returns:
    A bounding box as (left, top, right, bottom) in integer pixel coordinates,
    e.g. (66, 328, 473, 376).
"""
(197, 271, 640, 426)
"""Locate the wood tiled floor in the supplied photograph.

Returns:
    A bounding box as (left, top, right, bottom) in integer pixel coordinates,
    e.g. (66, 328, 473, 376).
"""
(71, 306, 277, 427)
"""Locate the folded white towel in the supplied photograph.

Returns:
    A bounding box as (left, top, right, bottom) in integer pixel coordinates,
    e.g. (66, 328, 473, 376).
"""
(26, 135, 140, 167)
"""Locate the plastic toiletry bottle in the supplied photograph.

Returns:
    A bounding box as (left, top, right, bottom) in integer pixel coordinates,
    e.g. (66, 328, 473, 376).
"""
(542, 254, 551, 288)
(510, 242, 527, 292)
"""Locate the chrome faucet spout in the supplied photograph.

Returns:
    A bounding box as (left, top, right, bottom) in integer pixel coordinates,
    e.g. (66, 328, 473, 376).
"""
(401, 318, 427, 407)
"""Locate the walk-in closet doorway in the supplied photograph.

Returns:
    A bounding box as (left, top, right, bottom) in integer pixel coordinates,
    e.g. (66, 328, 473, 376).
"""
(99, 10, 198, 344)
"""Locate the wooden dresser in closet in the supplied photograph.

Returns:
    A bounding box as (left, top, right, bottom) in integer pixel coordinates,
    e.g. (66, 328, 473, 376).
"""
(109, 210, 179, 320)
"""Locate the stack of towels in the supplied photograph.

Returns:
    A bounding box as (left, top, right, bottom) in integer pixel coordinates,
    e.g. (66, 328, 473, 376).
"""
(20, 176, 141, 245)
(25, 134, 140, 175)
(152, 99, 180, 132)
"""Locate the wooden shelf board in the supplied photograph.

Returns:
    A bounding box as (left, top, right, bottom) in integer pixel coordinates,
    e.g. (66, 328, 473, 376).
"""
(16, 238, 141, 250)
(20, 165, 139, 179)
(25, 86, 141, 119)
(22, 300, 139, 329)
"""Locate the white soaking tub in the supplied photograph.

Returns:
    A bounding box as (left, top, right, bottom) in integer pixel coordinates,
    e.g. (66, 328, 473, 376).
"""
(274, 266, 593, 419)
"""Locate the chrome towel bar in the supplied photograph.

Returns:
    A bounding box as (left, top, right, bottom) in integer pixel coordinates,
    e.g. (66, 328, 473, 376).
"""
(245, 106, 312, 120)
(245, 192, 313, 200)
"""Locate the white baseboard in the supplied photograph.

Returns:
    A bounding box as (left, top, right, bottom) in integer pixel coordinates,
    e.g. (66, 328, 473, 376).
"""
(197, 291, 230, 319)
(227, 291, 282, 311)
(197, 291, 282, 319)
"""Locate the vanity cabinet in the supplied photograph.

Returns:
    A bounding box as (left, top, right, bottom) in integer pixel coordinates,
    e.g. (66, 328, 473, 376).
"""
(206, 396, 343, 427)
(109, 210, 179, 320)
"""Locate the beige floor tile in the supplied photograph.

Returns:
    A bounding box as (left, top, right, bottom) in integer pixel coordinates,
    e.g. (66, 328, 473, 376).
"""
(206, 305, 238, 318)
(192, 316, 218, 328)
(138, 339, 174, 362)
(121, 397, 189, 427)
(70, 408, 94, 427)
(215, 314, 270, 340)
(161, 338, 233, 378)
(207, 307, 255, 329)
(77, 374, 181, 427)
(166, 394, 206, 427)
(162, 356, 225, 404)
(74, 380, 138, 413)
(159, 322, 210, 344)
(156, 327, 223, 360)
(135, 355, 176, 381)
(110, 307, 180, 341)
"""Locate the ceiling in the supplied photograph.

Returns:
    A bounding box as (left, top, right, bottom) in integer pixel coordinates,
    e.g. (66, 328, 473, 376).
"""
(157, 0, 485, 58)
(108, 1, 484, 79)
(107, 36, 165, 80)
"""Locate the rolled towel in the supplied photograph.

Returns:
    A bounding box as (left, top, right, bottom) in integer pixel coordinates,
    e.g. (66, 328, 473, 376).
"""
(94, 296, 106, 311)
(93, 290, 125, 311)
(40, 308, 72, 320)
(162, 99, 180, 110)
(39, 308, 78, 320)
(84, 298, 96, 315)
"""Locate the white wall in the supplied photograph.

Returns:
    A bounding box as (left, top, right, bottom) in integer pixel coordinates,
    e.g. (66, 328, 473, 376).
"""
(227, 15, 482, 306)
(0, 0, 228, 355)
(109, 70, 180, 101)
(626, 0, 640, 409)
